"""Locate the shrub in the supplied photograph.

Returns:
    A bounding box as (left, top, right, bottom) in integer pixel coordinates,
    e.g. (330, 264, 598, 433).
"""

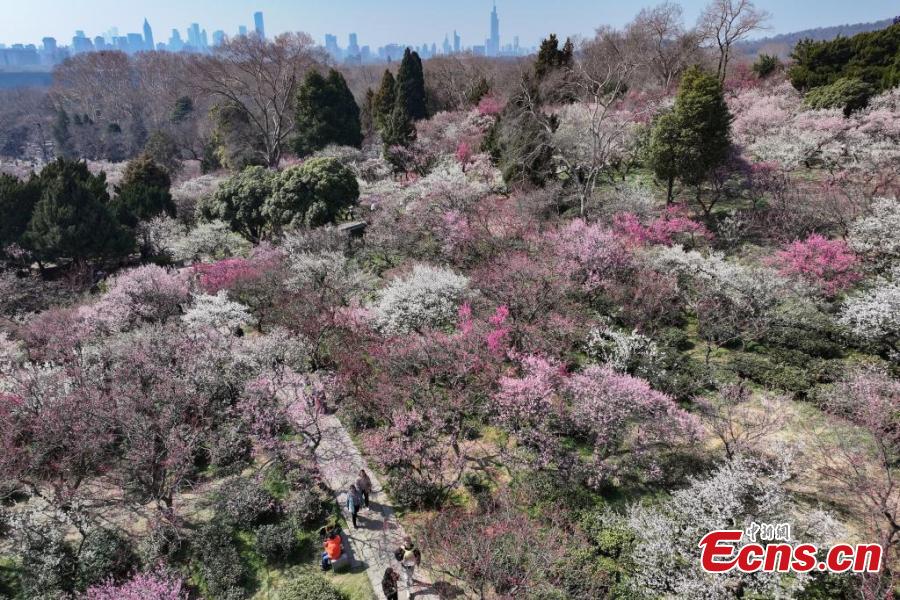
(192, 521, 246, 598)
(77, 528, 138, 590)
(215, 478, 278, 528)
(255, 522, 299, 563)
(17, 524, 76, 597)
(182, 291, 255, 334)
(207, 424, 253, 475)
(804, 77, 874, 115)
(277, 573, 347, 600)
(284, 484, 331, 528)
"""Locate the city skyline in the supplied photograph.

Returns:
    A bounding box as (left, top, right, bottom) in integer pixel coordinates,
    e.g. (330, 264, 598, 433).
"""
(1, 5, 532, 69)
(2, 0, 898, 53)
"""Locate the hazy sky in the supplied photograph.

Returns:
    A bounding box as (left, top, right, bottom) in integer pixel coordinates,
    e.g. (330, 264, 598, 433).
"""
(1, 0, 897, 48)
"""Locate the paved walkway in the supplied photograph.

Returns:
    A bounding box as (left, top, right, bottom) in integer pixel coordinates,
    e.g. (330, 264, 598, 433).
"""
(312, 413, 441, 600)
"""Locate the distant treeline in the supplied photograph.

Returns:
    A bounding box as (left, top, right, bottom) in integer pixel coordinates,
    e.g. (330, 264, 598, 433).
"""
(737, 17, 895, 56)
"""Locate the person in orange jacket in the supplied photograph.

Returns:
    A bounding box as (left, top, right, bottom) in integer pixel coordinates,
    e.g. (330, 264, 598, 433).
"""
(321, 532, 343, 571)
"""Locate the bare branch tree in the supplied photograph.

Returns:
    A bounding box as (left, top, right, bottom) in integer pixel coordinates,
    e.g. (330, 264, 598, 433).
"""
(697, 0, 770, 82)
(630, 2, 702, 90)
(189, 32, 323, 167)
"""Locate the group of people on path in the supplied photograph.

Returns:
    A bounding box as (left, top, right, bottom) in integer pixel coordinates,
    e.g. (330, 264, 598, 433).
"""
(320, 468, 424, 599)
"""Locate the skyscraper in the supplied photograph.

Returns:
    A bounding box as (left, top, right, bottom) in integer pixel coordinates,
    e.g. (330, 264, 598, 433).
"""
(254, 11, 265, 39)
(238, 25, 248, 37)
(188, 23, 201, 49)
(453, 30, 461, 54)
(488, 2, 500, 56)
(213, 30, 226, 47)
(348, 33, 359, 56)
(143, 19, 154, 51)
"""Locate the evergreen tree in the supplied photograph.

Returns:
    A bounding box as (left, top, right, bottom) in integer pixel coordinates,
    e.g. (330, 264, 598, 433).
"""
(0, 174, 41, 252)
(491, 78, 556, 186)
(396, 48, 427, 120)
(24, 159, 133, 263)
(373, 70, 397, 132)
(52, 110, 75, 159)
(111, 155, 176, 228)
(172, 96, 195, 123)
(381, 95, 416, 149)
(361, 88, 376, 137)
(534, 34, 574, 79)
(646, 67, 732, 207)
(293, 69, 363, 156)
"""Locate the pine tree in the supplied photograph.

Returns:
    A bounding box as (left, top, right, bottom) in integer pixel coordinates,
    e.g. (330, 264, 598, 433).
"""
(646, 66, 732, 208)
(361, 88, 376, 137)
(52, 110, 74, 159)
(373, 70, 397, 132)
(396, 48, 427, 121)
(25, 159, 133, 263)
(381, 93, 415, 148)
(534, 34, 574, 79)
(293, 69, 363, 156)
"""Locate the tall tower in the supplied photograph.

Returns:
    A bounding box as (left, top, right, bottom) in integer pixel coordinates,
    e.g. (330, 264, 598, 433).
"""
(489, 2, 500, 56)
(254, 11, 265, 39)
(143, 18, 155, 51)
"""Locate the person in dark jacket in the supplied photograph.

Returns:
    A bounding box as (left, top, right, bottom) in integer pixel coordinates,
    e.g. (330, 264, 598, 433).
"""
(347, 484, 362, 528)
(356, 469, 372, 509)
(381, 567, 400, 600)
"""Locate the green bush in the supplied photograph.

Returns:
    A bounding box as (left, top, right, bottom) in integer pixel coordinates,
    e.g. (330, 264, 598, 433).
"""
(76, 528, 138, 590)
(17, 527, 76, 598)
(278, 573, 347, 600)
(207, 425, 253, 476)
(255, 522, 299, 563)
(804, 77, 874, 115)
(192, 521, 246, 598)
(215, 478, 278, 528)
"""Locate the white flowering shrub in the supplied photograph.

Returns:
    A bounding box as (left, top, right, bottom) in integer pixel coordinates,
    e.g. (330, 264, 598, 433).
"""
(182, 291, 255, 333)
(174, 221, 251, 263)
(848, 198, 900, 273)
(839, 269, 900, 351)
(371, 264, 470, 335)
(626, 456, 845, 599)
(585, 322, 662, 379)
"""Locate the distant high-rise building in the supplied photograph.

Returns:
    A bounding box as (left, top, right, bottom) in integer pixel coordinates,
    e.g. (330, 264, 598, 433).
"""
(143, 18, 154, 51)
(487, 2, 500, 56)
(188, 23, 201, 49)
(127, 32, 144, 53)
(238, 25, 248, 37)
(325, 34, 340, 60)
(93, 35, 107, 50)
(42, 37, 57, 53)
(213, 30, 226, 47)
(72, 30, 93, 54)
(201, 29, 209, 49)
(348, 33, 359, 55)
(453, 30, 461, 54)
(442, 34, 451, 55)
(254, 11, 265, 39)
(169, 29, 184, 51)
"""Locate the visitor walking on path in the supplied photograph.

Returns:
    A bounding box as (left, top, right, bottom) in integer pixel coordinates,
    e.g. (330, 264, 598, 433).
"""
(394, 535, 422, 591)
(347, 483, 362, 529)
(356, 469, 372, 509)
(381, 567, 400, 600)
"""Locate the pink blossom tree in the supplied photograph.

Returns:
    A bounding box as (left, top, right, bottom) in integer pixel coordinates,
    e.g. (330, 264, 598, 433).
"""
(769, 234, 860, 296)
(83, 569, 188, 600)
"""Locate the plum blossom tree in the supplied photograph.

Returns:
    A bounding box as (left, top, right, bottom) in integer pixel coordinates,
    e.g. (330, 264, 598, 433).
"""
(696, 382, 787, 459)
(181, 291, 255, 334)
(848, 198, 900, 274)
(83, 569, 188, 600)
(371, 264, 470, 335)
(839, 270, 900, 356)
(79, 265, 190, 332)
(815, 369, 900, 562)
(626, 455, 843, 598)
(769, 234, 860, 297)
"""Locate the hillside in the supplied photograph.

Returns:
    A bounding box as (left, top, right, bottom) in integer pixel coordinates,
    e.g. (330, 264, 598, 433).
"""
(738, 16, 897, 56)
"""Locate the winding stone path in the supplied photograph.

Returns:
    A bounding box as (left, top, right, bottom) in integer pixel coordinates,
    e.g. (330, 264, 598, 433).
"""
(312, 413, 441, 600)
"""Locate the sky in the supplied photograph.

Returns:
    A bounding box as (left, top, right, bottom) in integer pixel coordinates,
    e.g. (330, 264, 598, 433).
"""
(0, 0, 897, 49)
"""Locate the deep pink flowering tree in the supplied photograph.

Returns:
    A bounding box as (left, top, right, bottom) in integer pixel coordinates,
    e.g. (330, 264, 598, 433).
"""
(612, 206, 712, 248)
(83, 569, 188, 600)
(477, 95, 504, 117)
(769, 234, 860, 296)
(455, 141, 473, 171)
